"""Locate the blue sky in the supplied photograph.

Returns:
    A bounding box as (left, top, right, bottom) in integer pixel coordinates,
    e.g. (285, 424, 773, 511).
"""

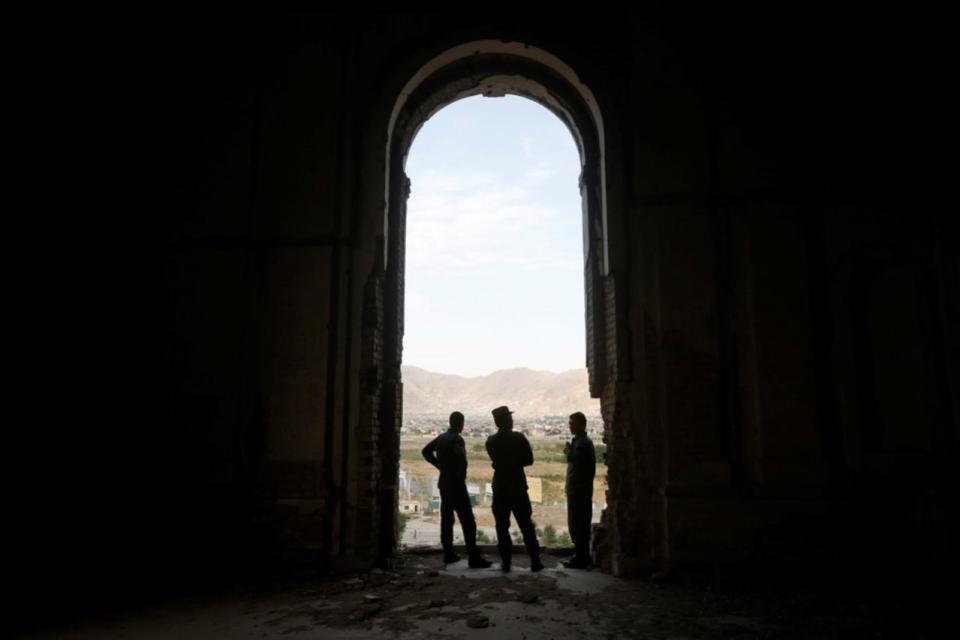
(403, 95, 586, 377)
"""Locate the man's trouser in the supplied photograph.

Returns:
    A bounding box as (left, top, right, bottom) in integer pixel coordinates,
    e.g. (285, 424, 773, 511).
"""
(439, 480, 478, 555)
(492, 487, 540, 564)
(566, 485, 593, 561)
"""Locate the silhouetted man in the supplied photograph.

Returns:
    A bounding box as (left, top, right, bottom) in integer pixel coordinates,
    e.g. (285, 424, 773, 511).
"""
(422, 411, 492, 567)
(563, 411, 596, 568)
(485, 405, 543, 572)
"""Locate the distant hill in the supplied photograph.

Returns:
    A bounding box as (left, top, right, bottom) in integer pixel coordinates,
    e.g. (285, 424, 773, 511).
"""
(402, 366, 600, 418)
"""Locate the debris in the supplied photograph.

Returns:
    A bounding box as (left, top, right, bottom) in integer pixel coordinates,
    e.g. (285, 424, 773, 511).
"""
(344, 578, 363, 587)
(281, 625, 310, 634)
(519, 593, 539, 604)
(467, 615, 490, 628)
(350, 602, 383, 621)
(363, 594, 382, 602)
(426, 570, 440, 577)
(428, 599, 449, 608)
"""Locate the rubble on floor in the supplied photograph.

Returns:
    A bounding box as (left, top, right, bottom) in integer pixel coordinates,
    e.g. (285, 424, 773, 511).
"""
(26, 552, 924, 639)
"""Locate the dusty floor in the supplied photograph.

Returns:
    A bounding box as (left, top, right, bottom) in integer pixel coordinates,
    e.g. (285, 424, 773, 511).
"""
(24, 552, 922, 639)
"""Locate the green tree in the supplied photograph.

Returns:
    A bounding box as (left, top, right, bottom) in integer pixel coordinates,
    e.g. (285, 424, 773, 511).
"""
(476, 529, 491, 543)
(397, 512, 408, 538)
(543, 523, 558, 545)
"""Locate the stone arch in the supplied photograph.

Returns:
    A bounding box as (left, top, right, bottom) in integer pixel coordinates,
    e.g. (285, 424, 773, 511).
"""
(361, 40, 624, 564)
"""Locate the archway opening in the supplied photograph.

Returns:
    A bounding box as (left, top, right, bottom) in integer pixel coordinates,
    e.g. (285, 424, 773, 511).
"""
(376, 42, 616, 565)
(396, 95, 605, 550)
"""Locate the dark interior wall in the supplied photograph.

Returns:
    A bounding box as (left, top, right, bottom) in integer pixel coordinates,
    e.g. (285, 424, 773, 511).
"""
(21, 4, 956, 624)
(612, 5, 957, 579)
(19, 13, 354, 620)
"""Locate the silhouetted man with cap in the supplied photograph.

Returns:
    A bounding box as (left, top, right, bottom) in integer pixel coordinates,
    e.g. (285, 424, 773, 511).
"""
(485, 405, 543, 572)
(422, 411, 492, 567)
(563, 411, 596, 568)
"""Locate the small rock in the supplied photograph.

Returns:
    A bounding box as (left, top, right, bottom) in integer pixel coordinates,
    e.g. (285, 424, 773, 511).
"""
(345, 577, 363, 587)
(650, 571, 670, 584)
(428, 599, 449, 608)
(519, 594, 539, 604)
(426, 570, 440, 577)
(363, 594, 382, 602)
(467, 615, 490, 628)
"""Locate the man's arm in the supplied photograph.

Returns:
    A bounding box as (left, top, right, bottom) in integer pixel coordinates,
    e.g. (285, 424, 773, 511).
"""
(421, 437, 441, 471)
(585, 439, 597, 478)
(486, 436, 498, 469)
(585, 439, 597, 466)
(520, 434, 534, 467)
(570, 438, 596, 481)
(452, 434, 468, 476)
(567, 439, 578, 483)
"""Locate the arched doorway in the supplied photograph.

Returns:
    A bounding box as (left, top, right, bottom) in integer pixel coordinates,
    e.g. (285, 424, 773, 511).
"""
(367, 41, 624, 566)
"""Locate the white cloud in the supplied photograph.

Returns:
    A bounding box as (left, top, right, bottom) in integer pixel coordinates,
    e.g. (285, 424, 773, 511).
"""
(407, 169, 579, 274)
(520, 136, 535, 159)
(522, 165, 553, 186)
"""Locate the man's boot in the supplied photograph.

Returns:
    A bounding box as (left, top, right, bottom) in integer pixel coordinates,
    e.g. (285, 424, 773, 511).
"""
(530, 555, 544, 572)
(468, 554, 492, 568)
(443, 549, 461, 564)
(499, 542, 512, 572)
(465, 541, 492, 567)
(562, 556, 590, 569)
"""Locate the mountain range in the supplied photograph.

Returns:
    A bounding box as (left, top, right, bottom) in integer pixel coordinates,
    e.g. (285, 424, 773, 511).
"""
(402, 366, 600, 417)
